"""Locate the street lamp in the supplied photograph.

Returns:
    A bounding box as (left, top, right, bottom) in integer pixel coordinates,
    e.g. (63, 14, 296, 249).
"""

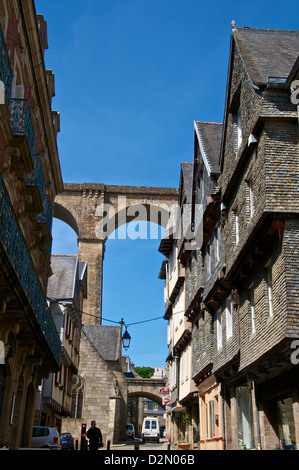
(122, 327, 131, 351)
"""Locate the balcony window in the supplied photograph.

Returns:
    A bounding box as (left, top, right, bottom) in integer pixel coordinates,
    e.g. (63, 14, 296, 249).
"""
(26, 154, 45, 204)
(9, 98, 35, 156)
(0, 21, 13, 103)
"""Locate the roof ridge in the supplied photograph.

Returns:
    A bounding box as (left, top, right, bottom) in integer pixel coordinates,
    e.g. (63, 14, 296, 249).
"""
(195, 121, 222, 125)
(234, 27, 299, 33)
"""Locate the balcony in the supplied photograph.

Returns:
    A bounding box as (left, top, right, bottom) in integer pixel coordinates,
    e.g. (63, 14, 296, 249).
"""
(37, 195, 53, 256)
(0, 173, 60, 366)
(9, 98, 36, 157)
(0, 22, 13, 103)
(25, 154, 45, 214)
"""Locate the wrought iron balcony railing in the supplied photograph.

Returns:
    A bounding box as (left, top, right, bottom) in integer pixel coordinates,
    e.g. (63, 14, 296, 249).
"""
(0, 22, 13, 103)
(37, 195, 52, 234)
(0, 174, 61, 365)
(26, 154, 45, 204)
(9, 98, 36, 156)
(37, 194, 53, 255)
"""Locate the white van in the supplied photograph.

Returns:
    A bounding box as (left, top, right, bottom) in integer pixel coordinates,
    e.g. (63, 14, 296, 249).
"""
(126, 423, 135, 440)
(142, 418, 160, 443)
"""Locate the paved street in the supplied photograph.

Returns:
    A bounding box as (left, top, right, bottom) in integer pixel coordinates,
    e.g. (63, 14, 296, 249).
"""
(102, 438, 170, 451)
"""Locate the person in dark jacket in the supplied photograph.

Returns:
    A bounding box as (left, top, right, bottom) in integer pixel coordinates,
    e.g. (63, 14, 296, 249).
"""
(87, 420, 102, 450)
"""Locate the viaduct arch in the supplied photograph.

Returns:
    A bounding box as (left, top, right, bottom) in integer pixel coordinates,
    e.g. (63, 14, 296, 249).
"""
(126, 376, 168, 407)
(54, 183, 179, 325)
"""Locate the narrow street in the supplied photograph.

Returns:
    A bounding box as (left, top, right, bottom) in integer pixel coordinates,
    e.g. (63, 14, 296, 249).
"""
(102, 438, 169, 451)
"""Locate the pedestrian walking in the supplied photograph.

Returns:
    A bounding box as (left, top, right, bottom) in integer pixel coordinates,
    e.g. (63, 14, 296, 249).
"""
(87, 420, 102, 450)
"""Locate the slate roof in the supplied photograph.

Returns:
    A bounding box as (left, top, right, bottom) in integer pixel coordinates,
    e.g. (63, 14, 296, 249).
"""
(233, 27, 299, 86)
(82, 325, 121, 362)
(179, 162, 193, 205)
(48, 255, 79, 300)
(194, 121, 223, 174)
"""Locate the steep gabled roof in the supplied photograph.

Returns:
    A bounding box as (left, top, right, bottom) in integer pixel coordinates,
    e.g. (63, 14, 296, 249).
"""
(233, 27, 299, 86)
(179, 162, 193, 205)
(48, 255, 79, 300)
(82, 325, 121, 362)
(220, 26, 299, 169)
(194, 121, 223, 175)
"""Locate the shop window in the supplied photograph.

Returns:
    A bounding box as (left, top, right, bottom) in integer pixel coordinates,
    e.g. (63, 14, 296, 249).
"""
(276, 397, 296, 450)
(0, 365, 5, 421)
(236, 384, 255, 449)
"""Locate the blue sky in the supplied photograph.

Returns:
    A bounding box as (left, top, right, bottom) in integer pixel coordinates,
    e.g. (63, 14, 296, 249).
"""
(36, 0, 299, 368)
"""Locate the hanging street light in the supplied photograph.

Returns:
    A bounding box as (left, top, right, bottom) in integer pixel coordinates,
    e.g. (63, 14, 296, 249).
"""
(122, 327, 131, 351)
(120, 318, 131, 351)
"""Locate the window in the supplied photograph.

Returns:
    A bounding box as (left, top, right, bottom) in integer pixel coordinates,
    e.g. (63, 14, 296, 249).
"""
(214, 224, 220, 265)
(226, 297, 233, 340)
(216, 309, 222, 350)
(266, 265, 273, 318)
(236, 385, 255, 449)
(246, 179, 254, 218)
(208, 401, 215, 439)
(206, 243, 211, 278)
(233, 209, 239, 245)
(249, 287, 256, 334)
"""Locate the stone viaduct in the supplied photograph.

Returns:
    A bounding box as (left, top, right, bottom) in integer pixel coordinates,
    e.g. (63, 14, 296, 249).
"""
(54, 183, 179, 325)
(127, 376, 168, 407)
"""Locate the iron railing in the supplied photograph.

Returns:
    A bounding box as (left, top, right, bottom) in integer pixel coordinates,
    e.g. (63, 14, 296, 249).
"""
(9, 98, 36, 156)
(26, 154, 45, 203)
(0, 174, 61, 365)
(0, 22, 13, 103)
(37, 194, 53, 256)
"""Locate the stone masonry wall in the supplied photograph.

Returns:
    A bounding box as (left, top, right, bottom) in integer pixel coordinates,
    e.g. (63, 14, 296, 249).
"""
(62, 331, 128, 444)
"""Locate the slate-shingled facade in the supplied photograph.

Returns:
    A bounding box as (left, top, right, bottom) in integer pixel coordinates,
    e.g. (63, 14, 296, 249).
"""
(162, 26, 299, 450)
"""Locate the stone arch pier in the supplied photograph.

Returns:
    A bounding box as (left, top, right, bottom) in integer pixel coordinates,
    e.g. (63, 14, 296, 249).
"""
(54, 183, 178, 325)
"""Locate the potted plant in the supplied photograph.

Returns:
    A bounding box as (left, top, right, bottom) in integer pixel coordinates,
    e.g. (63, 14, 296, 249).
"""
(178, 440, 191, 450)
(178, 414, 192, 450)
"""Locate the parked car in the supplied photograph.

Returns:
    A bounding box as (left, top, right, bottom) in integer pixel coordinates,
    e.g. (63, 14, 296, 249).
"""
(126, 423, 135, 440)
(31, 426, 61, 450)
(60, 432, 74, 450)
(142, 418, 160, 443)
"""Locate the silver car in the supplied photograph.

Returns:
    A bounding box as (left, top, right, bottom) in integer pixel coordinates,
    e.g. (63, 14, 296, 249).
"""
(31, 426, 61, 449)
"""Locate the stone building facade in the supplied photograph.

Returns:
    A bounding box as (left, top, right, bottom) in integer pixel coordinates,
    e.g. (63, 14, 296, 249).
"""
(36, 255, 87, 432)
(0, 0, 63, 449)
(214, 26, 299, 451)
(161, 26, 299, 450)
(61, 325, 128, 445)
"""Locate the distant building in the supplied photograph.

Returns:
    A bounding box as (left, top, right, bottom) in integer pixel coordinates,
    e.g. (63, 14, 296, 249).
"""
(35, 255, 87, 432)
